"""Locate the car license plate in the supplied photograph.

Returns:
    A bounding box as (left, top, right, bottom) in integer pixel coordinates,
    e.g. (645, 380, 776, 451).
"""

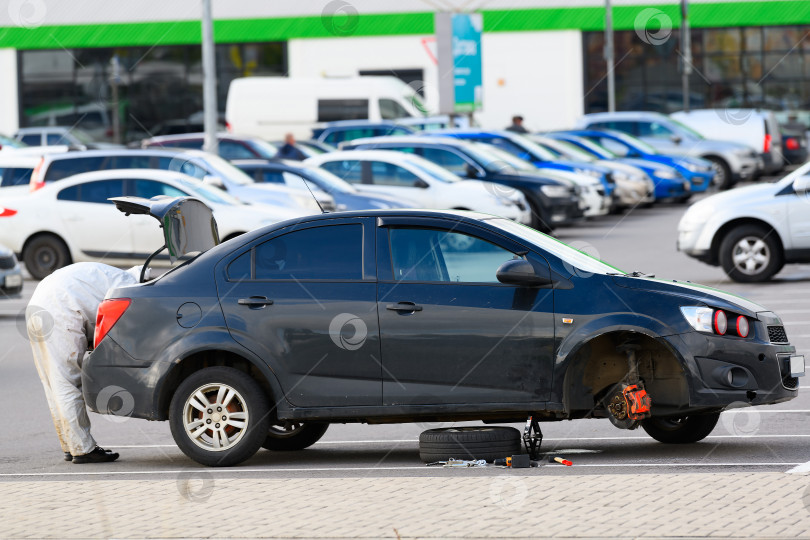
(790, 355, 805, 377)
(4, 274, 21, 288)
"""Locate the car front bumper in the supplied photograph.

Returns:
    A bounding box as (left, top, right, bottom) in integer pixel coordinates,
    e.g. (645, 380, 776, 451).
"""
(0, 265, 23, 294)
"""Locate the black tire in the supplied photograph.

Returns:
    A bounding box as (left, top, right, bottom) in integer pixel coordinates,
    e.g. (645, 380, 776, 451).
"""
(169, 366, 271, 467)
(718, 224, 784, 283)
(641, 412, 721, 444)
(262, 422, 328, 451)
(23, 235, 70, 280)
(705, 157, 733, 190)
(418, 426, 522, 463)
(675, 194, 692, 204)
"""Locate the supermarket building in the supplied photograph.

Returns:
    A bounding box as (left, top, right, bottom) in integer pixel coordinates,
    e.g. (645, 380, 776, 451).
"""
(0, 0, 808, 141)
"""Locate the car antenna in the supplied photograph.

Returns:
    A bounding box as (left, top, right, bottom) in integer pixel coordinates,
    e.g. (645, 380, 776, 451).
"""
(300, 178, 326, 213)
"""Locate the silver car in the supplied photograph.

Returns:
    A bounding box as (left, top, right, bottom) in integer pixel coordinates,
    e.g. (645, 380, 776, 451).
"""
(578, 111, 762, 190)
(0, 244, 23, 296)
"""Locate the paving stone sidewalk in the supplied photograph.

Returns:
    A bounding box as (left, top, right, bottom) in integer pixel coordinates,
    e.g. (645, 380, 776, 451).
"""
(2, 472, 810, 538)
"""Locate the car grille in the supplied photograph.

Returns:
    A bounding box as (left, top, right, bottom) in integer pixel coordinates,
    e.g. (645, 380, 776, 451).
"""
(783, 375, 800, 389)
(768, 325, 789, 343)
(0, 255, 16, 270)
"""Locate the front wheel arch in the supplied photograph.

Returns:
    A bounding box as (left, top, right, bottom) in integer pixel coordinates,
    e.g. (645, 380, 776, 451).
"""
(710, 218, 783, 265)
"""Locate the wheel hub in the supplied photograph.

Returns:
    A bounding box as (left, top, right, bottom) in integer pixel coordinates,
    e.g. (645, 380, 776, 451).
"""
(732, 236, 770, 275)
(183, 383, 249, 452)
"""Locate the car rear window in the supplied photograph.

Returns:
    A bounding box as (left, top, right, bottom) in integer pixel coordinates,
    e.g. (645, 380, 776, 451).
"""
(0, 167, 34, 187)
(44, 156, 107, 181)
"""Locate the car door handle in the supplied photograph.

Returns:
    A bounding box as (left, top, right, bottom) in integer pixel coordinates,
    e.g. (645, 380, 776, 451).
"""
(386, 302, 423, 312)
(238, 296, 274, 308)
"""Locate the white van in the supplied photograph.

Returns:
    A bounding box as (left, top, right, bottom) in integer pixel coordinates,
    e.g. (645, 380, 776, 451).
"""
(670, 109, 784, 175)
(226, 76, 426, 140)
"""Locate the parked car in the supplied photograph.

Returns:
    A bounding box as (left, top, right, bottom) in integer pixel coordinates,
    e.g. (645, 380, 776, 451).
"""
(294, 139, 337, 155)
(578, 111, 761, 189)
(84, 206, 802, 466)
(313, 121, 415, 146)
(28, 149, 335, 213)
(670, 109, 783, 176)
(423, 129, 618, 206)
(226, 76, 425, 140)
(678, 161, 810, 282)
(532, 135, 655, 207)
(560, 130, 713, 201)
(305, 150, 531, 224)
(0, 244, 23, 296)
(0, 169, 303, 279)
(780, 128, 808, 166)
(233, 159, 415, 211)
(395, 115, 471, 131)
(142, 133, 280, 161)
(341, 135, 583, 232)
(15, 127, 122, 150)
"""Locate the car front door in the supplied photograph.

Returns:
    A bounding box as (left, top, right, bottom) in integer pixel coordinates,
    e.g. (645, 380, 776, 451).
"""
(787, 178, 810, 249)
(376, 218, 555, 406)
(216, 218, 382, 408)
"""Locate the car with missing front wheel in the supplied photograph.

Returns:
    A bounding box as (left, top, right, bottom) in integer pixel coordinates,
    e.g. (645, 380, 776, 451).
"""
(678, 161, 810, 282)
(84, 201, 802, 466)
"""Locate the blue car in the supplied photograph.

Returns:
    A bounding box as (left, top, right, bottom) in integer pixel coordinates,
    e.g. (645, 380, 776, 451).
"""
(312, 121, 415, 146)
(564, 129, 714, 196)
(232, 159, 414, 211)
(549, 132, 693, 201)
(424, 129, 617, 200)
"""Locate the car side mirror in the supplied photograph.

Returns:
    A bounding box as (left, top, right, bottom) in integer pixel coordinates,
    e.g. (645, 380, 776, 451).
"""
(465, 164, 481, 179)
(496, 259, 552, 287)
(671, 135, 682, 144)
(202, 175, 225, 189)
(794, 175, 810, 193)
(414, 178, 429, 189)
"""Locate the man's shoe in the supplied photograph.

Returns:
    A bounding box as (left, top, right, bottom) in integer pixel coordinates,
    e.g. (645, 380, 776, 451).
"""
(64, 452, 73, 462)
(72, 447, 119, 464)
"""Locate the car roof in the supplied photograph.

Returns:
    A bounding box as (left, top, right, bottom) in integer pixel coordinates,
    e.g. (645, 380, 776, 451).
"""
(40, 148, 211, 162)
(582, 111, 670, 121)
(311, 149, 421, 163)
(345, 135, 469, 147)
(318, 120, 410, 129)
(424, 128, 516, 138)
(0, 155, 42, 166)
(38, 168, 201, 190)
(144, 132, 251, 143)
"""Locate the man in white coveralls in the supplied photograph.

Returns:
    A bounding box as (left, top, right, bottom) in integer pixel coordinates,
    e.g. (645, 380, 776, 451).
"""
(26, 262, 140, 464)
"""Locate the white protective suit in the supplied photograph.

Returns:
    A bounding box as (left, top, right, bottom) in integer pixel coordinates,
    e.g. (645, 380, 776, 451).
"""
(26, 263, 140, 456)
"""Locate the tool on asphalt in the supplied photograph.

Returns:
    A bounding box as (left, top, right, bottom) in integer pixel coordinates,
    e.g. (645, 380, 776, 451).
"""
(549, 456, 573, 466)
(523, 416, 543, 460)
(493, 454, 532, 468)
(425, 458, 487, 467)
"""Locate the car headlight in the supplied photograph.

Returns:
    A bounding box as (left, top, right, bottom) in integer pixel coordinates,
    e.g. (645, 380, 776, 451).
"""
(541, 184, 573, 198)
(654, 169, 678, 180)
(680, 306, 715, 333)
(680, 162, 701, 172)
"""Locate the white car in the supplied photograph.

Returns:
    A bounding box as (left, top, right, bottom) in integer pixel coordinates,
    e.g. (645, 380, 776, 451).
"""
(534, 168, 609, 218)
(678, 162, 810, 282)
(0, 155, 41, 197)
(305, 150, 532, 224)
(0, 169, 304, 279)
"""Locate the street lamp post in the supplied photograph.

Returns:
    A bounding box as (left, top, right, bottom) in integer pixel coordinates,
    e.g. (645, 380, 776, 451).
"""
(604, 0, 615, 112)
(681, 0, 692, 112)
(201, 0, 218, 154)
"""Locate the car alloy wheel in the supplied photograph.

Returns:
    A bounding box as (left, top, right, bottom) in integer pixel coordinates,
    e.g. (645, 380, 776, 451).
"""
(731, 235, 771, 276)
(183, 383, 249, 452)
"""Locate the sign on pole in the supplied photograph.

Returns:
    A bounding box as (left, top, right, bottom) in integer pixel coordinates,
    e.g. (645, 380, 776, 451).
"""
(436, 12, 483, 114)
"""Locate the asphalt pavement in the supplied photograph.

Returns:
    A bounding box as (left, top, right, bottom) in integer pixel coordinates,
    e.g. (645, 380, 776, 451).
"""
(2, 190, 810, 482)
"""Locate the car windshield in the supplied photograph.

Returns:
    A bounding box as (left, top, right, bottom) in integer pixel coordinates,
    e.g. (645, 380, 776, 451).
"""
(195, 153, 254, 186)
(667, 118, 704, 140)
(609, 131, 658, 154)
(509, 134, 558, 161)
(404, 157, 460, 183)
(777, 160, 810, 188)
(564, 136, 616, 159)
(0, 134, 26, 148)
(175, 177, 243, 205)
(302, 166, 358, 193)
(491, 218, 625, 275)
(469, 143, 538, 173)
(69, 128, 96, 145)
(535, 137, 596, 162)
(245, 139, 279, 159)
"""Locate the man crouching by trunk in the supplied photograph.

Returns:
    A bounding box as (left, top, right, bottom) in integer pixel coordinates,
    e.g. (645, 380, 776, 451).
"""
(26, 262, 140, 464)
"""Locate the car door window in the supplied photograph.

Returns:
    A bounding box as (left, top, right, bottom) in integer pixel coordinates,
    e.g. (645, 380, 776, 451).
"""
(56, 179, 124, 203)
(44, 156, 108, 181)
(20, 134, 40, 146)
(46, 133, 66, 145)
(420, 147, 470, 175)
(112, 155, 154, 169)
(158, 156, 208, 179)
(218, 141, 255, 160)
(244, 224, 362, 280)
(368, 161, 420, 187)
(596, 137, 630, 157)
(321, 160, 363, 184)
(258, 170, 286, 184)
(638, 122, 673, 138)
(379, 99, 410, 120)
(0, 167, 34, 187)
(132, 179, 187, 199)
(389, 227, 518, 283)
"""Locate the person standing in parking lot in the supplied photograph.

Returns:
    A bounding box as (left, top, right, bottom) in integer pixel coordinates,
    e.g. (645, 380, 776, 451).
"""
(26, 262, 140, 464)
(277, 133, 307, 161)
(506, 115, 529, 134)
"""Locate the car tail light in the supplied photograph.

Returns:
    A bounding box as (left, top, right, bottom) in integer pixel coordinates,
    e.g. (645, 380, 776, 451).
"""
(714, 310, 728, 335)
(0, 207, 16, 217)
(736, 315, 749, 338)
(786, 137, 800, 151)
(30, 157, 45, 192)
(226, 121, 232, 133)
(94, 298, 131, 348)
(763, 134, 772, 153)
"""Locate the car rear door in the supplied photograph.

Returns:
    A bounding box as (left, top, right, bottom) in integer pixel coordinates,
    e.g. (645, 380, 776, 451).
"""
(215, 217, 382, 407)
(376, 218, 555, 406)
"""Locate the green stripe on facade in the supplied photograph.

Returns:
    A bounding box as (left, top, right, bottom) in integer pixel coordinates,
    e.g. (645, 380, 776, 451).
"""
(0, 1, 807, 50)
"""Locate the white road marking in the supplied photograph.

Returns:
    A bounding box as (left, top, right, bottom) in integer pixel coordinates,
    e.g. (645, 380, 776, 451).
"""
(786, 461, 810, 474)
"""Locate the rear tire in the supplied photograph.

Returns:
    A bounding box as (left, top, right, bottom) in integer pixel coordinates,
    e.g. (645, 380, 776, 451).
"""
(641, 412, 721, 444)
(718, 225, 783, 283)
(23, 235, 70, 280)
(418, 426, 522, 463)
(262, 422, 328, 451)
(706, 157, 733, 190)
(527, 199, 553, 234)
(169, 366, 270, 467)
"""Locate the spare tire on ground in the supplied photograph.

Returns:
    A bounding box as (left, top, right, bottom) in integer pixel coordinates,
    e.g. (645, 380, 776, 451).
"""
(418, 426, 522, 463)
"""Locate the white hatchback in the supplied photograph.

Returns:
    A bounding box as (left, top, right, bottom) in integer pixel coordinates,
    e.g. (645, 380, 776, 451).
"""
(678, 162, 810, 282)
(305, 150, 532, 224)
(0, 169, 304, 279)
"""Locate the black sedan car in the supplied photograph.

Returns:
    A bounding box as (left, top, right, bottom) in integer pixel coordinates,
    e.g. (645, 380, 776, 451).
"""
(85, 202, 802, 466)
(341, 135, 583, 232)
